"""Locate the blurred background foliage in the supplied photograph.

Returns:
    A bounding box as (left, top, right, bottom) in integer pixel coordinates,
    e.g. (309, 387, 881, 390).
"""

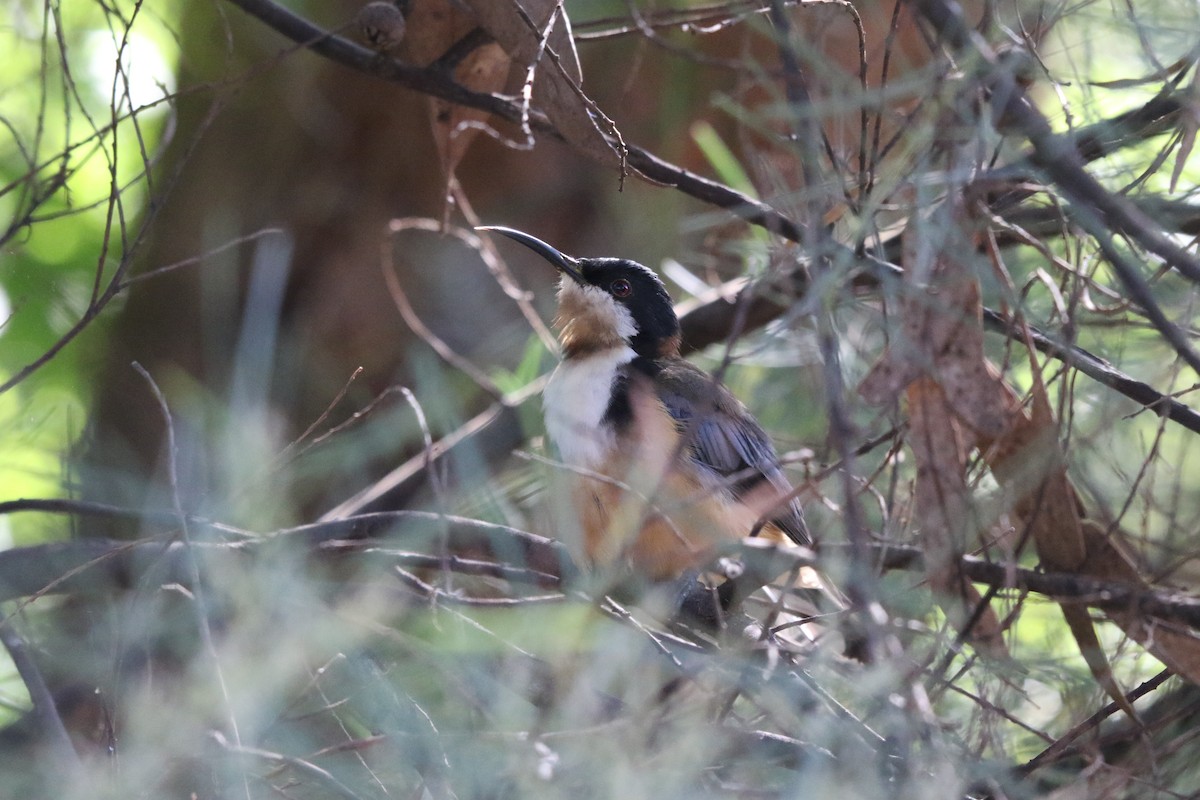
(1, 0, 1200, 797)
(2, 0, 179, 536)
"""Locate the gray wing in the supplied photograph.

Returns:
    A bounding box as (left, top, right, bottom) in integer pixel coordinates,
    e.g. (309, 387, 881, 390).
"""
(652, 361, 811, 547)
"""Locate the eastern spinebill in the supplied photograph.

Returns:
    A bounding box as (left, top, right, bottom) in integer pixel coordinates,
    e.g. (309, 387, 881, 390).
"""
(480, 226, 813, 582)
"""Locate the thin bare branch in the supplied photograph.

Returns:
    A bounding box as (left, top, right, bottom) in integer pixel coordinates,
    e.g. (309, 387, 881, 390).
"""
(132, 362, 250, 799)
(212, 732, 368, 800)
(0, 622, 81, 773)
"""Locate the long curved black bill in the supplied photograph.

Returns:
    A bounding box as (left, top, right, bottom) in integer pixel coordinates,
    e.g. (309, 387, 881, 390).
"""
(476, 226, 585, 284)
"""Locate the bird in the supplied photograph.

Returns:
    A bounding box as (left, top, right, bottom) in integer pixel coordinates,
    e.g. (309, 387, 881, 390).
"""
(479, 226, 814, 585)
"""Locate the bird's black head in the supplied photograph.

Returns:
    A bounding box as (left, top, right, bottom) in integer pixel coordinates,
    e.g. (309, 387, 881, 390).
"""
(480, 227, 680, 359)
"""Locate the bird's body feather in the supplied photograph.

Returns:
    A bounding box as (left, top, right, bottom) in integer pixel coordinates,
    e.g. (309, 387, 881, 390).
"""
(642, 358, 811, 548)
(542, 345, 634, 470)
(545, 350, 808, 576)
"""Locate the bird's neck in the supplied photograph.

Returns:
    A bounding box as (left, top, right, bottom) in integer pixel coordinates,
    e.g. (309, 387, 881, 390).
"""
(650, 334, 682, 359)
(558, 334, 681, 363)
(554, 294, 631, 358)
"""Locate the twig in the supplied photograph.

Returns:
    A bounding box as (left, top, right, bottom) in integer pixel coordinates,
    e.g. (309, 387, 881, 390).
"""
(909, 0, 1200, 373)
(223, 0, 521, 119)
(394, 566, 562, 606)
(306, 385, 410, 451)
(381, 241, 504, 399)
(0, 497, 250, 535)
(398, 387, 445, 510)
(132, 362, 251, 800)
(120, 227, 288, 288)
(0, 622, 81, 772)
(601, 596, 687, 669)
(318, 378, 545, 519)
(0, 41, 234, 396)
(574, 0, 784, 40)
(387, 215, 558, 360)
(289, 510, 577, 582)
(1018, 668, 1173, 775)
(322, 543, 563, 587)
(1, 517, 1197, 630)
(271, 367, 366, 466)
(211, 732, 367, 800)
(768, 0, 879, 657)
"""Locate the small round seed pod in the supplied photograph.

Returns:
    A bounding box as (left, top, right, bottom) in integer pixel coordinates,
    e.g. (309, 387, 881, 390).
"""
(356, 1, 406, 52)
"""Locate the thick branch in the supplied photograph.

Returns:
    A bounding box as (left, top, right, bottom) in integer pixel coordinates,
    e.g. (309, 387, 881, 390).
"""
(0, 509, 573, 604)
(980, 309, 1200, 435)
(848, 541, 1200, 628)
(2, 510, 1198, 631)
(224, 0, 523, 120)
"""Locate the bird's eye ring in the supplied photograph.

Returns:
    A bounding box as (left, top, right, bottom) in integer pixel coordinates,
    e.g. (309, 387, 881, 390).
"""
(610, 278, 632, 298)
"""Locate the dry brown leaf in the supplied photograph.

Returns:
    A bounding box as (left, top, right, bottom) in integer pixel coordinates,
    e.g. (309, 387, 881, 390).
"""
(433, 42, 511, 179)
(1081, 521, 1200, 685)
(860, 202, 1010, 654)
(859, 200, 1014, 439)
(1169, 71, 1199, 193)
(907, 377, 1006, 654)
(461, 0, 629, 171)
(858, 198, 1187, 706)
(400, 0, 512, 212)
(402, 0, 474, 68)
(1044, 764, 1131, 800)
(980, 377, 1139, 715)
(973, 333, 1137, 716)
(979, 417, 1087, 571)
(1059, 602, 1138, 719)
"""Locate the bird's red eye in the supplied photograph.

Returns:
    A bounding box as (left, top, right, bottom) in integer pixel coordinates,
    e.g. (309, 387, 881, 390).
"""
(610, 278, 632, 297)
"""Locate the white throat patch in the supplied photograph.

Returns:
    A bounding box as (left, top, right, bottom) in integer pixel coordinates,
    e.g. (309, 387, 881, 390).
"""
(543, 344, 636, 469)
(554, 280, 638, 352)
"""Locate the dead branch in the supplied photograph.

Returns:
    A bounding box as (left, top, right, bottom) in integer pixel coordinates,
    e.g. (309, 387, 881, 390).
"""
(1, 508, 1198, 632)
